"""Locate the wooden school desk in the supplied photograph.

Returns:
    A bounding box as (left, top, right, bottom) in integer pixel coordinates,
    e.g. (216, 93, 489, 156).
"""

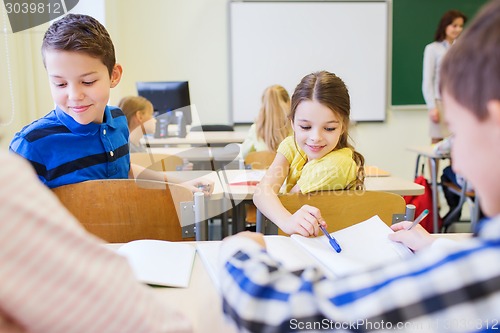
(147, 146, 241, 170)
(141, 131, 247, 147)
(217, 169, 425, 233)
(364, 165, 391, 177)
(407, 145, 451, 233)
(218, 169, 424, 201)
(106, 232, 470, 333)
(161, 170, 229, 240)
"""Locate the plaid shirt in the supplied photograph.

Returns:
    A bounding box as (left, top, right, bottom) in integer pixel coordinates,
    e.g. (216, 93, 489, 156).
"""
(219, 219, 500, 332)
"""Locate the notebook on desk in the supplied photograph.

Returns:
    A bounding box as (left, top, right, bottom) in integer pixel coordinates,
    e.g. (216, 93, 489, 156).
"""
(117, 239, 196, 288)
(227, 170, 265, 186)
(197, 215, 413, 287)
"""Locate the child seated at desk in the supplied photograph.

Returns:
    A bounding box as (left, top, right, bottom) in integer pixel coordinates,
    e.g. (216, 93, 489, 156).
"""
(9, 14, 207, 194)
(240, 84, 292, 158)
(118, 95, 156, 153)
(219, 1, 500, 329)
(9, 14, 127, 189)
(253, 71, 365, 236)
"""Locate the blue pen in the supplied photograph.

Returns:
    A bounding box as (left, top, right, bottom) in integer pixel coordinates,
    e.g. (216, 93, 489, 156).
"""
(319, 225, 342, 253)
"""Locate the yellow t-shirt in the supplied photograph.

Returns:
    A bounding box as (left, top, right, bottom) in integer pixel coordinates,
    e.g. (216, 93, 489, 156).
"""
(277, 136, 357, 193)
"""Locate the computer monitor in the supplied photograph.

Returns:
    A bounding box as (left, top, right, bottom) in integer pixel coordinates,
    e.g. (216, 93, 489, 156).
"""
(136, 81, 192, 125)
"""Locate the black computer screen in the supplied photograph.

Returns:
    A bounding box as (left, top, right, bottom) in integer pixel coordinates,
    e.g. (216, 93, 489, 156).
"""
(136, 81, 192, 124)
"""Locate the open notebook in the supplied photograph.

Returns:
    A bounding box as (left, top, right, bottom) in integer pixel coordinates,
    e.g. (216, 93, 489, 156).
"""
(117, 240, 196, 288)
(197, 215, 413, 287)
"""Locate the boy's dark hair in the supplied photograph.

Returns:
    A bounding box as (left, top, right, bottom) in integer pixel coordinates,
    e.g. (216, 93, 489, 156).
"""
(41, 14, 116, 76)
(440, 0, 500, 120)
(434, 10, 467, 42)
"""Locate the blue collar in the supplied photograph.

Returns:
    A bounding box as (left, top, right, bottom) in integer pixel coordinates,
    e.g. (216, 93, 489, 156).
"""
(55, 106, 118, 135)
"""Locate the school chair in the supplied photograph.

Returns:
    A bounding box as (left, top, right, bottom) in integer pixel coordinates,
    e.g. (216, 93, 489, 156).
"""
(256, 190, 406, 235)
(244, 151, 277, 170)
(130, 152, 184, 171)
(52, 179, 204, 243)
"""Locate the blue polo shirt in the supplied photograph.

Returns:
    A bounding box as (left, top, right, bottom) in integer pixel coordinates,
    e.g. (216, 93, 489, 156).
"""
(10, 106, 130, 188)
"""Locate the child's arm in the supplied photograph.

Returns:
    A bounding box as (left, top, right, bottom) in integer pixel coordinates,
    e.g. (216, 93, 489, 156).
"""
(253, 153, 325, 236)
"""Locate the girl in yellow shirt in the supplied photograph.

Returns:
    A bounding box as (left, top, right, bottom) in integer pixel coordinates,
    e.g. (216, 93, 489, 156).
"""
(254, 71, 365, 236)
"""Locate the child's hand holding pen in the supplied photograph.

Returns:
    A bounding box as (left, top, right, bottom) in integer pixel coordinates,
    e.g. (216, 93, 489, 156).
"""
(283, 205, 325, 237)
(389, 210, 435, 252)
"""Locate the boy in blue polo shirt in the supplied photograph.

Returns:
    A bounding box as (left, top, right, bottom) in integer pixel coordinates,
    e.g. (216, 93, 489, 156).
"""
(9, 14, 128, 189)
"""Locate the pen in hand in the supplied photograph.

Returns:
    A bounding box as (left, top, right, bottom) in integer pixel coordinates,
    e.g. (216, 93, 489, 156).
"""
(406, 209, 430, 231)
(319, 224, 342, 253)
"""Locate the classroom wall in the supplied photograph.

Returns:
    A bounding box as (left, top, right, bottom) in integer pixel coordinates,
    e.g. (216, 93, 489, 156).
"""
(0, 0, 433, 180)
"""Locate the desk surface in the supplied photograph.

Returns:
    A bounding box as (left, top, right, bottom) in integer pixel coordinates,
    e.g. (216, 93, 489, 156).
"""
(407, 145, 450, 159)
(218, 170, 424, 201)
(364, 165, 390, 177)
(107, 232, 471, 333)
(148, 146, 241, 162)
(164, 170, 225, 201)
(142, 131, 247, 147)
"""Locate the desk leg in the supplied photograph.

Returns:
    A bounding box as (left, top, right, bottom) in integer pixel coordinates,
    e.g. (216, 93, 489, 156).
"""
(220, 198, 229, 238)
(256, 209, 264, 233)
(232, 202, 247, 233)
(470, 196, 481, 233)
(430, 158, 439, 233)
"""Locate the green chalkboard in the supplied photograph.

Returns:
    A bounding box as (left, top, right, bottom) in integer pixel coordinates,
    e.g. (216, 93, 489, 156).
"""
(391, 0, 487, 106)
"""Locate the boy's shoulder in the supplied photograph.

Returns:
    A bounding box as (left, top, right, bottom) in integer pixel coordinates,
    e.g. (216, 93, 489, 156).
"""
(14, 110, 63, 142)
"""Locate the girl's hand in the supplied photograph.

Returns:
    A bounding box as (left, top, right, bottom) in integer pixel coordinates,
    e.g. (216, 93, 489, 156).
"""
(389, 221, 435, 252)
(281, 205, 323, 237)
(429, 108, 440, 123)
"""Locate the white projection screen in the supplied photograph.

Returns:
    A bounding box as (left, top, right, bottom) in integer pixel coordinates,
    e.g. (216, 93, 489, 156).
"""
(229, 1, 388, 123)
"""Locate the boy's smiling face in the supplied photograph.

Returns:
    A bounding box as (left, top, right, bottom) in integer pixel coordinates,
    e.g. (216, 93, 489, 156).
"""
(44, 50, 122, 124)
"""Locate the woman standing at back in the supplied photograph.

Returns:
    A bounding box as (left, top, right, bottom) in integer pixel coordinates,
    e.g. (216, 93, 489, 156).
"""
(241, 85, 292, 157)
(422, 9, 466, 143)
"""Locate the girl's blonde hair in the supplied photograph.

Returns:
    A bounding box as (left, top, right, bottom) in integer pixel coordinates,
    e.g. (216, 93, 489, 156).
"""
(290, 71, 365, 190)
(255, 85, 292, 152)
(118, 96, 153, 126)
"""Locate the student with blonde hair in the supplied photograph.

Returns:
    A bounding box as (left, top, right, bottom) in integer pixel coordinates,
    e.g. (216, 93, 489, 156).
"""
(118, 95, 156, 153)
(253, 71, 365, 236)
(241, 85, 292, 157)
